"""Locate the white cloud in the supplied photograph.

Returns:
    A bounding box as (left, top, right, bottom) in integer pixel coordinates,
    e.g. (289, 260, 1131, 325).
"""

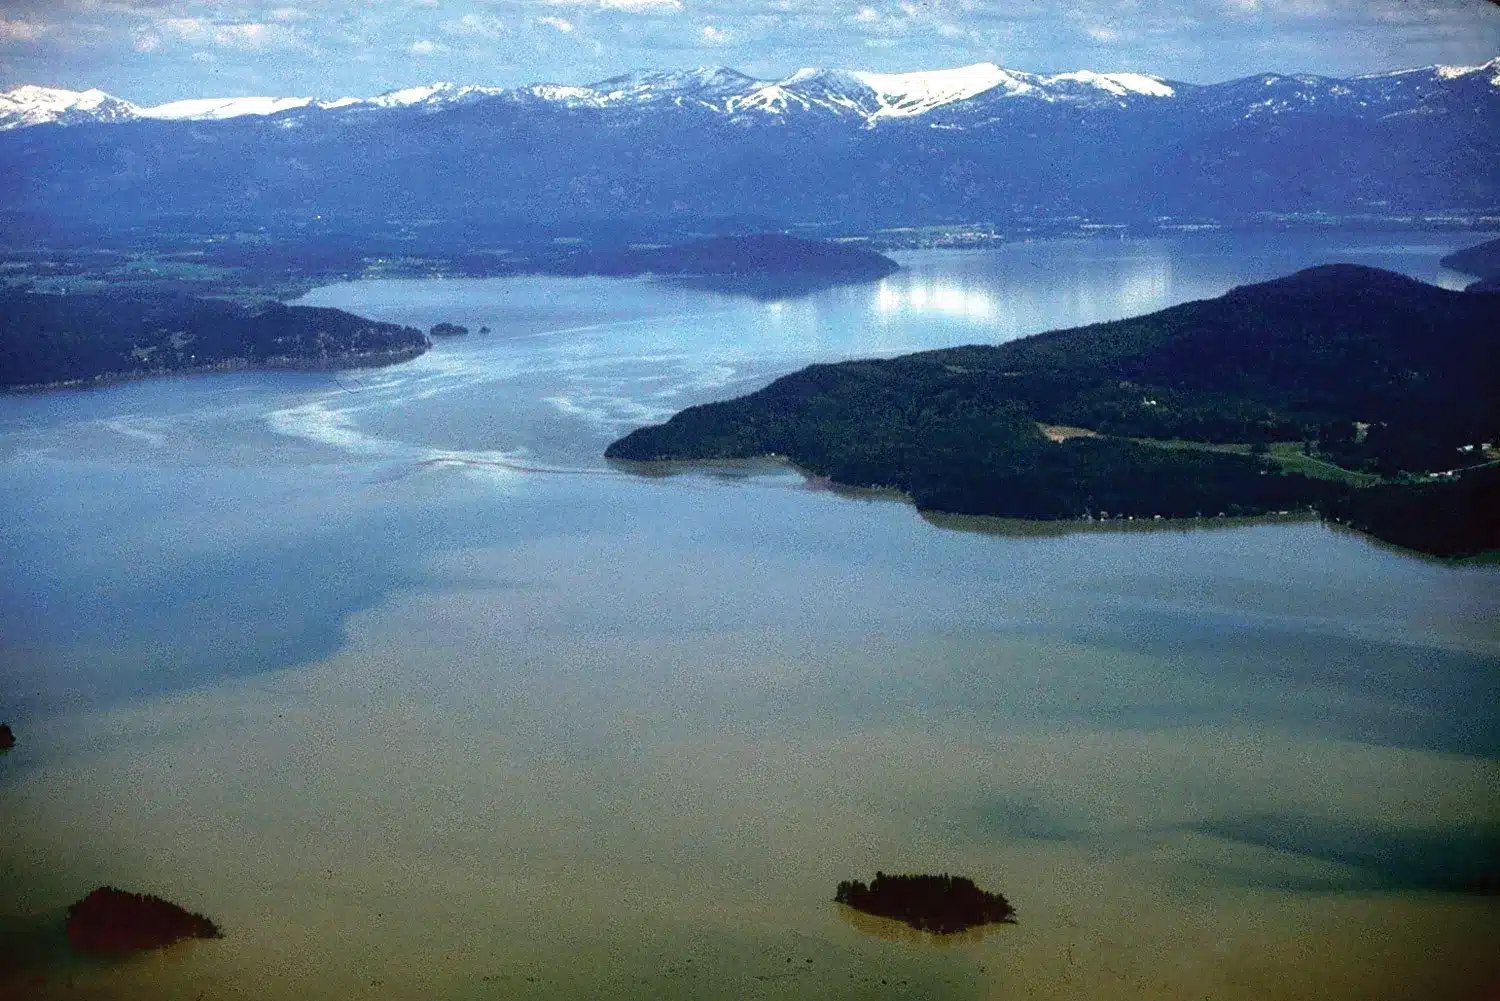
(6, 0, 1498, 97)
(0, 18, 49, 42)
(442, 13, 509, 38)
(157, 16, 206, 40)
(155, 17, 294, 50)
(551, 0, 684, 11)
(213, 23, 281, 49)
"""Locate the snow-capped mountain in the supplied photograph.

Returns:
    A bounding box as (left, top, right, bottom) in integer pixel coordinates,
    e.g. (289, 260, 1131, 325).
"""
(361, 82, 506, 109)
(9, 56, 1491, 133)
(1, 57, 1495, 235)
(585, 67, 766, 112)
(0, 85, 139, 129)
(0, 80, 507, 130)
(140, 96, 323, 121)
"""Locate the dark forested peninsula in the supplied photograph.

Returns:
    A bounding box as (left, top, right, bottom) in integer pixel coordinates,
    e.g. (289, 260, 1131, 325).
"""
(0, 292, 428, 390)
(1441, 235, 1500, 292)
(607, 265, 1500, 557)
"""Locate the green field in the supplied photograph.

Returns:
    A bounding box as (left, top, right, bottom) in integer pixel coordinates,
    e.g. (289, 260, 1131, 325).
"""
(1131, 438, 1380, 486)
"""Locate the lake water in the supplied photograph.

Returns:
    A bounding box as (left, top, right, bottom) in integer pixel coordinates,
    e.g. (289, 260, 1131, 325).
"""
(2, 232, 1498, 1000)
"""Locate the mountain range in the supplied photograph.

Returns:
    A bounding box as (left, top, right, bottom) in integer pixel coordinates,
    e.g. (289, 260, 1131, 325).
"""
(2, 58, 1497, 240)
(4, 59, 1497, 131)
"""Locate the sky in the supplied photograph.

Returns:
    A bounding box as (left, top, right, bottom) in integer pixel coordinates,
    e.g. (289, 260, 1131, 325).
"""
(0, 0, 1497, 103)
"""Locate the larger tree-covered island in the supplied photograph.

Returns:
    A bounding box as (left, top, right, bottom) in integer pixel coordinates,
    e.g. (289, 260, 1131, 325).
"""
(607, 265, 1500, 557)
(0, 292, 429, 390)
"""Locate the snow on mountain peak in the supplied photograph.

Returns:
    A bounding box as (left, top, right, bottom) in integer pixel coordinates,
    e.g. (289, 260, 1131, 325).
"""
(525, 84, 604, 107)
(1434, 56, 1500, 85)
(7, 85, 115, 110)
(725, 68, 873, 117)
(0, 57, 1489, 133)
(850, 62, 1022, 118)
(1039, 70, 1175, 97)
(370, 83, 453, 106)
(357, 82, 505, 109)
(590, 66, 765, 108)
(0, 85, 140, 129)
(139, 95, 317, 121)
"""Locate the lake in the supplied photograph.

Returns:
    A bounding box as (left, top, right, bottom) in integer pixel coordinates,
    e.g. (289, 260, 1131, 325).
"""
(1, 231, 1498, 1000)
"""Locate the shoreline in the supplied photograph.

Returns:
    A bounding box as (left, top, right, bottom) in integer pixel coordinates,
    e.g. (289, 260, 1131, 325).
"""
(607, 454, 1500, 560)
(7, 225, 1494, 308)
(0, 344, 430, 395)
(607, 454, 1333, 532)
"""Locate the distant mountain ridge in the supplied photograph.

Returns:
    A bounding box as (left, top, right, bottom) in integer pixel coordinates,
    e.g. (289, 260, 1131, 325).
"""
(3, 57, 1496, 131)
(2, 57, 1496, 238)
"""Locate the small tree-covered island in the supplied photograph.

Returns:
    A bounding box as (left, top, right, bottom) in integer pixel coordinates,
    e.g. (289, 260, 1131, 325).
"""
(607, 265, 1500, 558)
(836, 872, 1017, 934)
(0, 292, 429, 390)
(66, 887, 222, 953)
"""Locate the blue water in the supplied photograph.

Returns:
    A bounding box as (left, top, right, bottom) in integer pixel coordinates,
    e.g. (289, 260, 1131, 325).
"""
(2, 233, 1498, 1001)
(1, 233, 1496, 737)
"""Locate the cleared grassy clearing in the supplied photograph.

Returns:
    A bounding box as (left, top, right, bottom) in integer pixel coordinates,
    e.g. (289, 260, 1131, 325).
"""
(1125, 437, 1380, 486)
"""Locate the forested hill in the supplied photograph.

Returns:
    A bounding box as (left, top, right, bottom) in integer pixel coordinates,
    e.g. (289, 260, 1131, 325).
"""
(606, 265, 1500, 556)
(0, 292, 429, 389)
(930, 264, 1500, 447)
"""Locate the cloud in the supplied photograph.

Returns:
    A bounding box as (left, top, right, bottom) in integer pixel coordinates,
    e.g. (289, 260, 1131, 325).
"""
(0, 18, 49, 42)
(549, 0, 684, 11)
(2, 0, 1497, 102)
(154, 17, 296, 50)
(213, 23, 284, 49)
(441, 13, 510, 38)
